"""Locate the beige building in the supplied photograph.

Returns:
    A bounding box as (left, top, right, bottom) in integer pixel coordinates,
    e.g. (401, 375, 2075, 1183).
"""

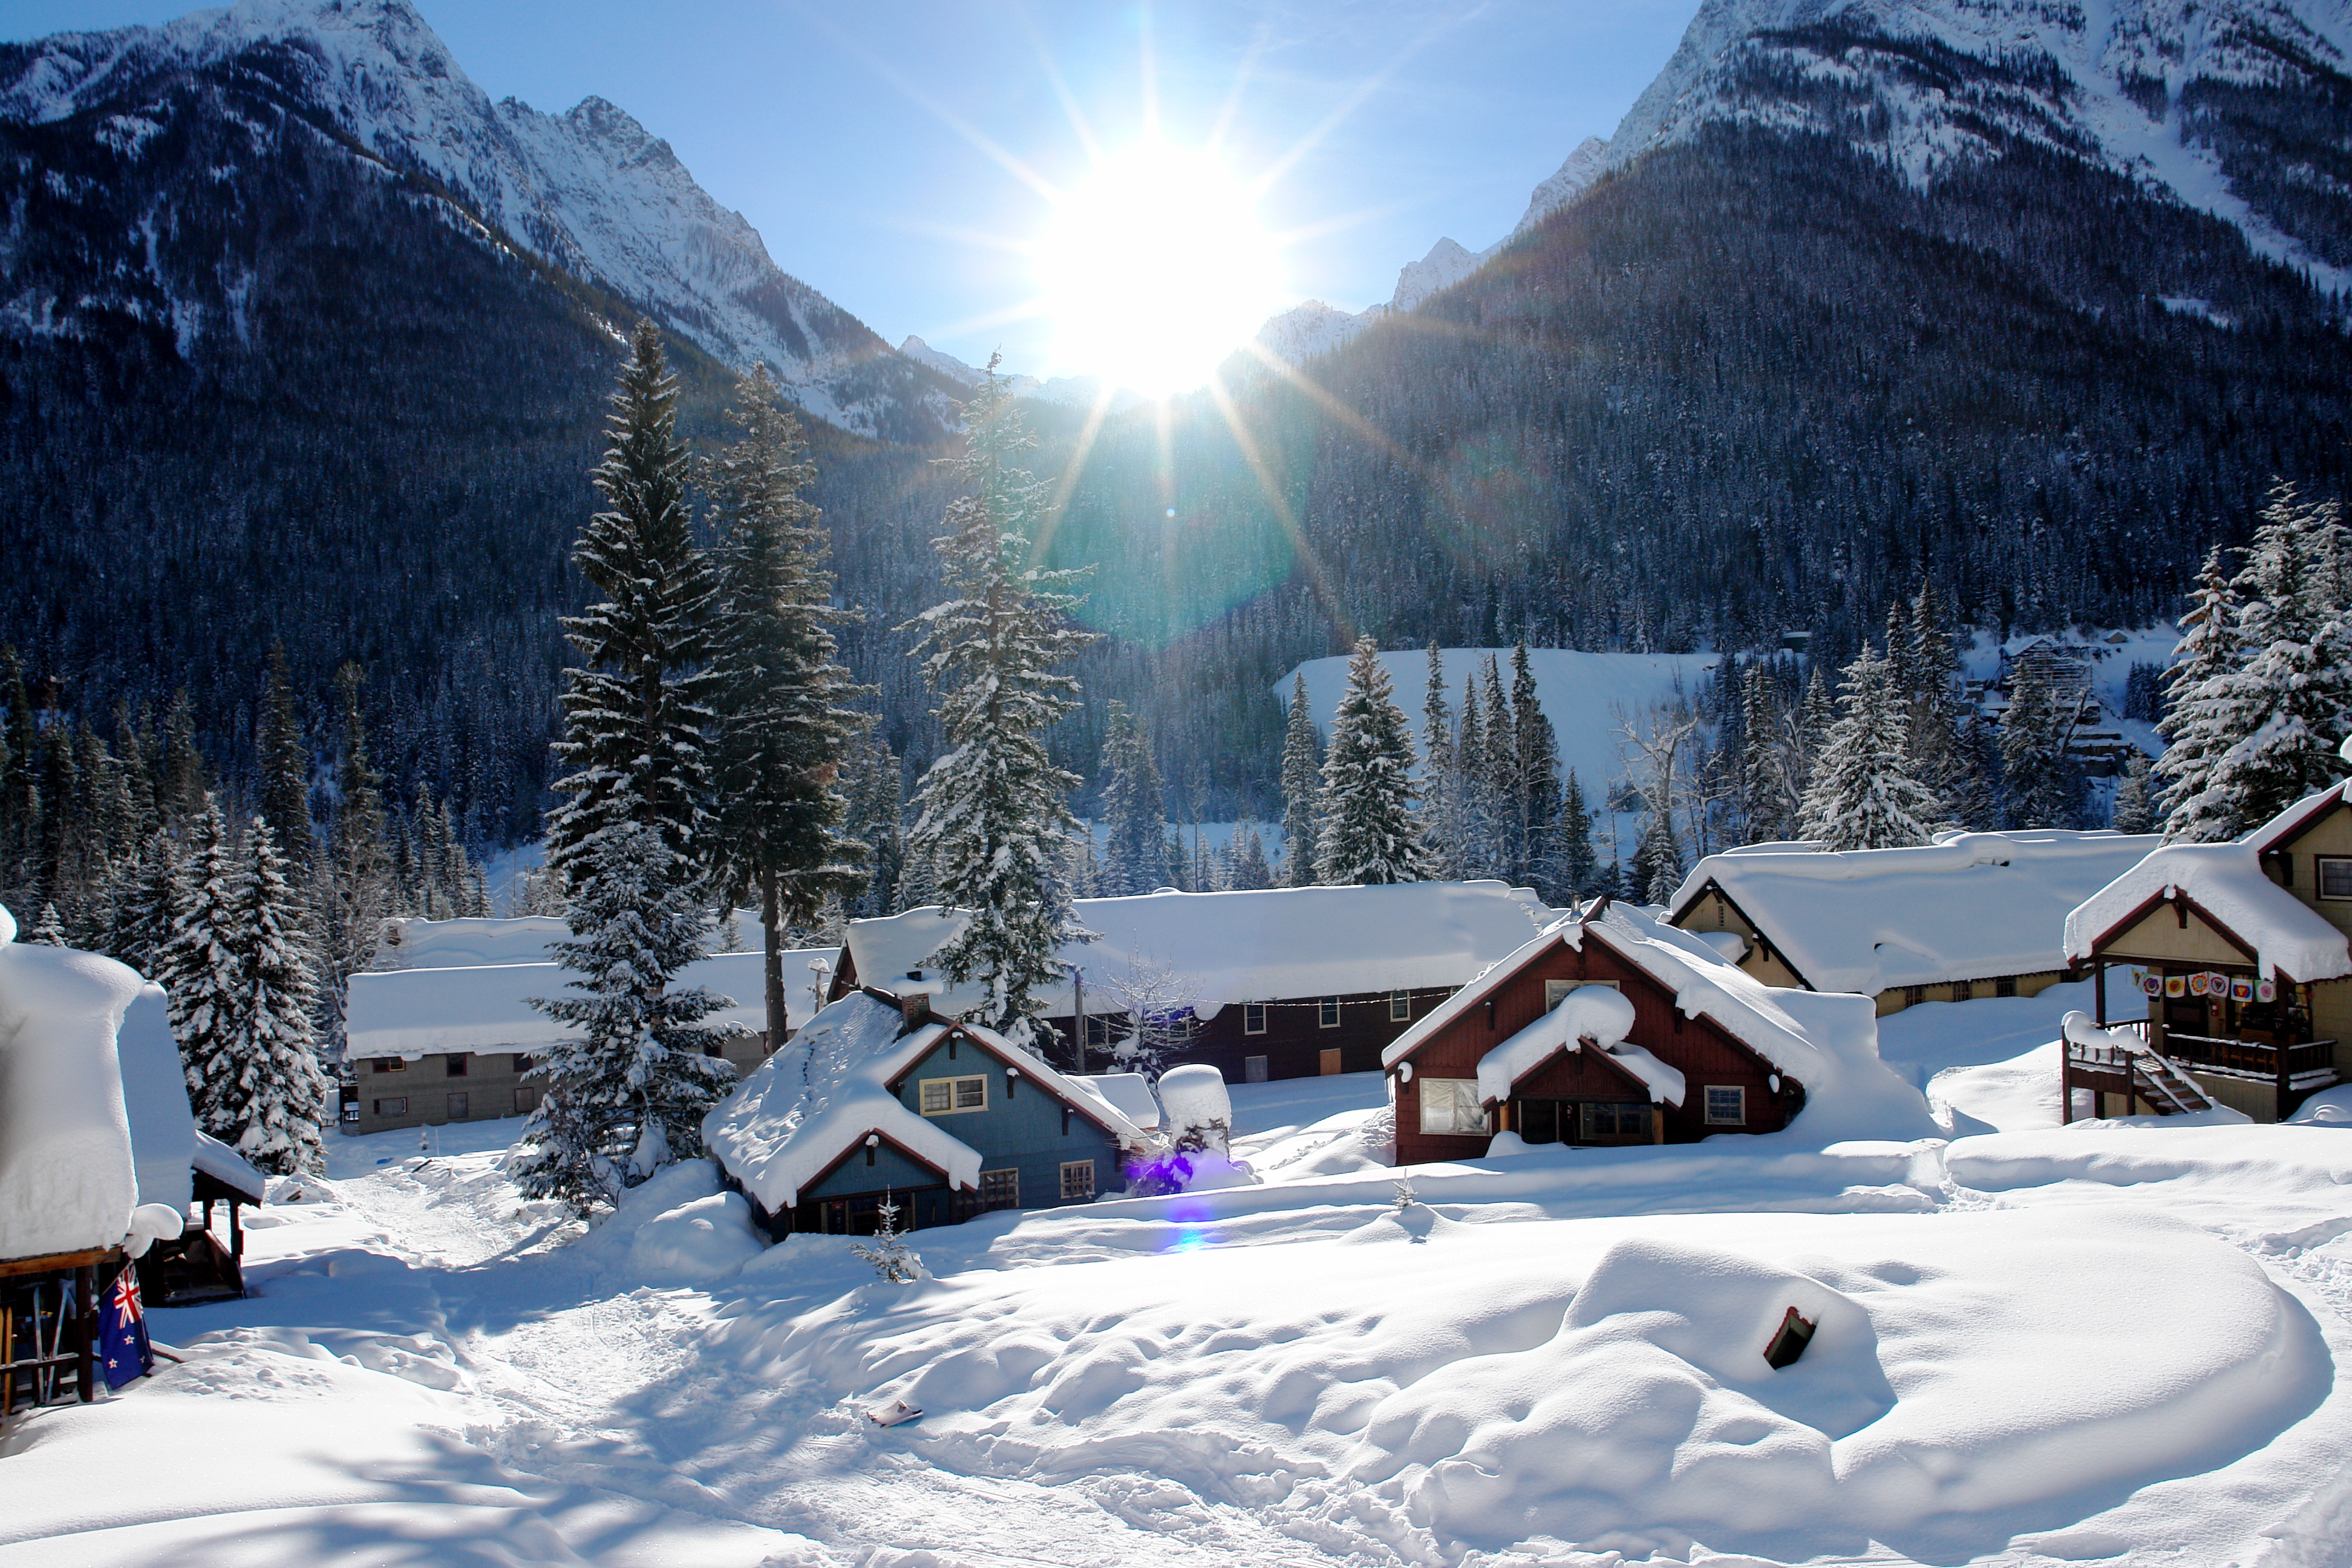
(2063, 778, 2352, 1122)
(1668, 831, 2158, 1016)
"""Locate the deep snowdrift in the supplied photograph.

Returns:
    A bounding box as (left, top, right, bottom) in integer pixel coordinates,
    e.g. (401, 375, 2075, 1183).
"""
(0, 920, 146, 1259)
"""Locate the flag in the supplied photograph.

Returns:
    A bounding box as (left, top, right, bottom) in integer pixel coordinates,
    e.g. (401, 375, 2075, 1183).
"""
(99, 1266, 152, 1390)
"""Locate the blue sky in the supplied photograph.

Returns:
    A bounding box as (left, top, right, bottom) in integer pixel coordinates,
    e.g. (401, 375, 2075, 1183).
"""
(10, 1, 1699, 373)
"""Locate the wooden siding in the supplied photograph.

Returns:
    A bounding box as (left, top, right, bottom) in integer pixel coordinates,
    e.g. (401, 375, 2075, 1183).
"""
(1670, 885, 1808, 990)
(1044, 985, 1454, 1083)
(345, 1033, 775, 1137)
(1391, 932, 1799, 1166)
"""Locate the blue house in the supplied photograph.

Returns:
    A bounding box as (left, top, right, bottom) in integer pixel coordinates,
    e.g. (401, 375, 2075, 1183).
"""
(703, 988, 1157, 1238)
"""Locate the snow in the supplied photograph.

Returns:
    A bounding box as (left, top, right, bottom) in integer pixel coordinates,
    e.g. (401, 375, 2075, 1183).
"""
(1475, 983, 1641, 1103)
(2063, 783, 2352, 981)
(374, 912, 799, 969)
(2287, 1083, 2352, 1126)
(345, 949, 832, 1059)
(1073, 1071, 1161, 1131)
(193, 1131, 268, 1204)
(1155, 1063, 1232, 1137)
(589, 1160, 765, 1284)
(1391, 903, 1937, 1145)
(845, 880, 1558, 1024)
(1279, 646, 1721, 845)
(1674, 829, 2160, 995)
(0, 926, 145, 1260)
(114, 984, 194, 1212)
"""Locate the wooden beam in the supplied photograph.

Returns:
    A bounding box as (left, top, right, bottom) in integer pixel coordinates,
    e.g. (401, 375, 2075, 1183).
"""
(0, 1249, 115, 1280)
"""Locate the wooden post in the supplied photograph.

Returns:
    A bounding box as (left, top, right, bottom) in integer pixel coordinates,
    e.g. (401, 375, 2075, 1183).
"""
(73, 1263, 96, 1403)
(2094, 961, 2106, 1028)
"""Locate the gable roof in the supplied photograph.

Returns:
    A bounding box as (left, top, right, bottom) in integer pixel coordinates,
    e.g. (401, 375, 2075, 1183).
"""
(1669, 830, 2158, 994)
(1385, 903, 1935, 1144)
(2065, 783, 2352, 982)
(841, 880, 1563, 1021)
(701, 991, 1149, 1215)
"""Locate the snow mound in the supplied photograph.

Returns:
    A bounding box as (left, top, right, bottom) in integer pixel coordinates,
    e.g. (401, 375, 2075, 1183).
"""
(1156, 1065, 1231, 1138)
(2287, 1084, 2352, 1125)
(0, 927, 145, 1259)
(116, 981, 195, 1210)
(592, 1160, 763, 1282)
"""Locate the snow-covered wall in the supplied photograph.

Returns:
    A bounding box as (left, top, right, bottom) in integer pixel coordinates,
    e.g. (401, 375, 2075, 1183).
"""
(0, 912, 144, 1259)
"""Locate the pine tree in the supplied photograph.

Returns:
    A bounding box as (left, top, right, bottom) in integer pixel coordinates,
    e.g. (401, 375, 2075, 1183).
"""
(1737, 661, 1791, 843)
(27, 902, 65, 945)
(515, 819, 737, 1214)
(1999, 656, 2085, 829)
(1633, 814, 1682, 906)
(160, 688, 206, 829)
(106, 831, 179, 979)
(1316, 638, 1432, 885)
(33, 709, 76, 902)
(2112, 751, 2157, 834)
(1906, 581, 1963, 806)
(159, 800, 247, 1146)
(900, 364, 1100, 1050)
(1478, 657, 1515, 871)
(843, 735, 906, 918)
(323, 663, 395, 1004)
(702, 367, 870, 1051)
(1419, 643, 1461, 878)
(1792, 664, 1838, 812)
(235, 820, 328, 1175)
(1279, 672, 1324, 887)
(1508, 639, 1562, 892)
(546, 321, 721, 886)
(257, 642, 315, 875)
(2154, 547, 2247, 841)
(0, 647, 36, 894)
(1559, 768, 1598, 898)
(1229, 825, 1273, 890)
(1097, 701, 1169, 897)
(1798, 644, 1946, 851)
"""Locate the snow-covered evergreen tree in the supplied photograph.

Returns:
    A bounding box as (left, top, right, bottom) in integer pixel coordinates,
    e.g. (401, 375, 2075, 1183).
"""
(234, 819, 327, 1175)
(256, 642, 314, 875)
(2112, 751, 2157, 834)
(322, 662, 394, 1043)
(26, 901, 64, 945)
(1906, 581, 1964, 805)
(1736, 662, 1792, 843)
(1316, 638, 1432, 885)
(1097, 701, 1169, 897)
(900, 364, 1099, 1048)
(546, 321, 720, 887)
(1798, 644, 1945, 851)
(1792, 664, 1838, 810)
(158, 800, 247, 1147)
(1418, 643, 1461, 877)
(2154, 546, 2246, 841)
(1999, 655, 2085, 829)
(105, 831, 178, 978)
(159, 688, 206, 830)
(843, 735, 906, 918)
(1228, 825, 1273, 890)
(702, 367, 869, 1051)
(515, 820, 737, 1214)
(1508, 639, 1562, 892)
(1279, 672, 1324, 886)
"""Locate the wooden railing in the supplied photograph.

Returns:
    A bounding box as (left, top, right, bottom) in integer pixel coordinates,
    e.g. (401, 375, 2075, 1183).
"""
(2161, 1031, 2338, 1086)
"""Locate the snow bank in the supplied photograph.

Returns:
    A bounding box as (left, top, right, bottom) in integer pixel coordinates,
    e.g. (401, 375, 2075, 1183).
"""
(1476, 984, 1638, 1103)
(0, 928, 145, 1259)
(115, 982, 195, 1211)
(722, 1204, 2317, 1558)
(2285, 1083, 2352, 1125)
(194, 1129, 267, 1203)
(374, 910, 795, 969)
(846, 880, 1557, 1024)
(347, 949, 825, 1059)
(1156, 1063, 1232, 1137)
(1072, 1071, 1159, 1131)
(1674, 830, 2159, 995)
(583, 1159, 764, 1282)
(2064, 788, 2352, 979)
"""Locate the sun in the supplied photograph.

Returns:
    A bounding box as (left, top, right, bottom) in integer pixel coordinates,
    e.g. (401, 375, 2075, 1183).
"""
(1036, 141, 1283, 397)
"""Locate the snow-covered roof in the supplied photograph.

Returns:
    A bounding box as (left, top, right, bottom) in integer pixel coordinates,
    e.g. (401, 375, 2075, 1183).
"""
(702, 992, 1150, 1215)
(844, 881, 1561, 1021)
(374, 912, 780, 969)
(345, 949, 834, 1058)
(1670, 830, 2161, 994)
(1387, 903, 1934, 1145)
(116, 984, 195, 1212)
(1073, 1072, 1160, 1131)
(0, 917, 143, 1260)
(193, 1131, 267, 1203)
(1475, 984, 1642, 1104)
(2064, 783, 2352, 982)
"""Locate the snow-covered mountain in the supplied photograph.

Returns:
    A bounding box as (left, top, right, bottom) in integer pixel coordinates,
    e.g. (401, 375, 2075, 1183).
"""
(898, 335, 1143, 413)
(0, 0, 960, 437)
(1250, 0, 2351, 373)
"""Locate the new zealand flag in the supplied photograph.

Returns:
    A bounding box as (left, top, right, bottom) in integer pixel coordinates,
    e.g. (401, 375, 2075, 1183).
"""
(99, 1267, 152, 1390)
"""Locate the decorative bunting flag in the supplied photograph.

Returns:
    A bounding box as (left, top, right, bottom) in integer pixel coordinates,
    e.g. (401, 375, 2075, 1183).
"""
(2165, 975, 2186, 998)
(2140, 973, 2163, 997)
(2189, 973, 2210, 997)
(2258, 979, 2278, 1004)
(2230, 976, 2255, 1003)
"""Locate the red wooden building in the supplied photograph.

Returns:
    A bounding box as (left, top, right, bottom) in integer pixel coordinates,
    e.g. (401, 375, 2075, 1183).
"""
(1383, 901, 1846, 1167)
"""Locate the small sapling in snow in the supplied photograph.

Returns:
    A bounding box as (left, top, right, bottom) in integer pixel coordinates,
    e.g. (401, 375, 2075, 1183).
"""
(1392, 1175, 1419, 1212)
(849, 1194, 924, 1283)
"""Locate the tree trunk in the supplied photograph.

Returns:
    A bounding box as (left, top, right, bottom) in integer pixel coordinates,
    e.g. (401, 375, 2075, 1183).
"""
(762, 867, 786, 1055)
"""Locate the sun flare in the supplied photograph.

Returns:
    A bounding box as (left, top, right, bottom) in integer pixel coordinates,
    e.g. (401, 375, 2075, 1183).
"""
(1037, 142, 1283, 397)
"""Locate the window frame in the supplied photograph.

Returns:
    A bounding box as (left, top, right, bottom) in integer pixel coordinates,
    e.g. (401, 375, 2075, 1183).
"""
(1417, 1077, 1491, 1137)
(977, 1168, 1020, 1210)
(445, 1053, 468, 1077)
(1580, 1101, 1652, 1140)
(1243, 1002, 1267, 1035)
(1058, 1160, 1096, 1201)
(1318, 996, 1341, 1029)
(371, 1096, 407, 1117)
(1704, 1085, 1746, 1125)
(1389, 990, 1411, 1022)
(374, 1057, 404, 1074)
(2319, 856, 2352, 901)
(918, 1074, 989, 1115)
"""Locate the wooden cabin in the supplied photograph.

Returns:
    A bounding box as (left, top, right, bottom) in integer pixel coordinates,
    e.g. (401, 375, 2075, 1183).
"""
(2064, 779, 2352, 1122)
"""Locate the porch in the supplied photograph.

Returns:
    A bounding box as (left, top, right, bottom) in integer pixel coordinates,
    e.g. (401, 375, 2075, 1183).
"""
(2088, 959, 2340, 1122)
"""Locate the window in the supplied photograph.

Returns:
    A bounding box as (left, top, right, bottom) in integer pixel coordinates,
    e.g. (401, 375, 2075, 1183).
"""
(1318, 996, 1341, 1029)
(1243, 1002, 1267, 1035)
(1994, 975, 2018, 998)
(372, 1097, 407, 1117)
(445, 1054, 468, 1077)
(1244, 1055, 1269, 1083)
(446, 1092, 469, 1119)
(1904, 985, 1926, 1008)
(1059, 1160, 1096, 1201)
(512, 1054, 533, 1074)
(1951, 979, 1973, 1002)
(703, 1042, 724, 1057)
(1319, 1048, 1343, 1076)
(1419, 1078, 1490, 1135)
(1546, 978, 1618, 1010)
(978, 1168, 1020, 1210)
(2321, 857, 2352, 901)
(512, 1086, 539, 1114)
(1704, 1085, 1746, 1125)
(918, 1074, 988, 1115)
(374, 1057, 404, 1073)
(1390, 990, 1411, 1022)
(1580, 1102, 1653, 1139)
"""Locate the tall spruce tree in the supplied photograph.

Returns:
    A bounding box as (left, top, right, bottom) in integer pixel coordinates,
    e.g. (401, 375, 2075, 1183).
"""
(2112, 751, 2157, 834)
(159, 800, 246, 1145)
(106, 830, 178, 979)
(843, 735, 906, 918)
(1798, 644, 1946, 851)
(1559, 768, 1598, 898)
(702, 367, 869, 1050)
(1097, 702, 1171, 897)
(1419, 644, 1461, 878)
(1316, 638, 1432, 885)
(1229, 825, 1273, 890)
(0, 647, 35, 895)
(900, 365, 1099, 1050)
(516, 820, 737, 1214)
(546, 321, 720, 884)
(1906, 581, 1963, 806)
(235, 819, 328, 1175)
(257, 642, 315, 875)
(1999, 656, 2085, 829)
(1509, 639, 1562, 893)
(160, 689, 205, 829)
(323, 663, 394, 1005)
(1279, 673, 1324, 886)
